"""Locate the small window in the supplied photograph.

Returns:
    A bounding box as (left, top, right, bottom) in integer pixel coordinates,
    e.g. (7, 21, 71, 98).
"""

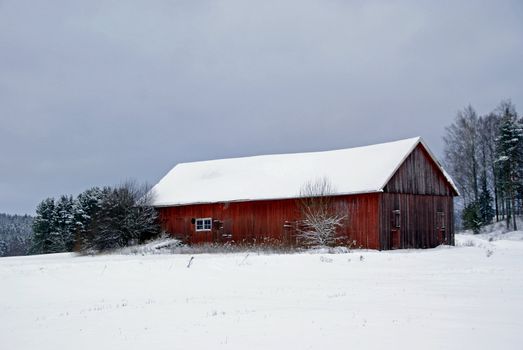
(437, 212, 446, 229)
(392, 210, 401, 229)
(195, 218, 212, 231)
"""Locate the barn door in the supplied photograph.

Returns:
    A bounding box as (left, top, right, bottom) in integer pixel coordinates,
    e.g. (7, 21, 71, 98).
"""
(211, 219, 230, 243)
(391, 210, 401, 249)
(436, 211, 446, 244)
(221, 219, 233, 243)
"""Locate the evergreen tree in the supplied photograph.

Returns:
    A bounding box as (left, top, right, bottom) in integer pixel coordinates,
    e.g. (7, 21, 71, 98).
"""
(74, 187, 104, 248)
(31, 198, 57, 254)
(54, 195, 76, 251)
(80, 183, 160, 252)
(0, 239, 7, 256)
(478, 173, 494, 225)
(89, 186, 129, 250)
(462, 202, 481, 234)
(31, 196, 76, 254)
(31, 183, 160, 254)
(127, 190, 162, 243)
(495, 103, 523, 230)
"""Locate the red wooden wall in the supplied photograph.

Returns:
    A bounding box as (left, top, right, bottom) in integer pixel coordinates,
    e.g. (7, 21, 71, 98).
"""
(157, 193, 381, 249)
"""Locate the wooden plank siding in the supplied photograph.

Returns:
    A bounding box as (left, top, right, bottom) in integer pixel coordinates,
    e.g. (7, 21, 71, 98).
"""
(379, 143, 457, 249)
(383, 144, 456, 196)
(157, 193, 381, 249)
(379, 193, 454, 249)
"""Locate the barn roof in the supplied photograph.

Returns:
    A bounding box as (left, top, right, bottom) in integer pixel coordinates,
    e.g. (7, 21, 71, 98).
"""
(150, 137, 458, 207)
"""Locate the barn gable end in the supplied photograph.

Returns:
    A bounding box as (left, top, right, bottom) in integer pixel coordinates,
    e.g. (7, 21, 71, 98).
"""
(378, 143, 457, 250)
(382, 143, 458, 196)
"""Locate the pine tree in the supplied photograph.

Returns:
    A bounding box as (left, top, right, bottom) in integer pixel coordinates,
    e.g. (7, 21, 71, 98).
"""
(31, 198, 57, 254)
(31, 183, 160, 253)
(478, 173, 494, 225)
(80, 183, 161, 252)
(495, 103, 523, 231)
(74, 187, 104, 249)
(54, 195, 76, 251)
(31, 196, 78, 254)
(0, 239, 7, 257)
(90, 186, 128, 250)
(462, 201, 481, 234)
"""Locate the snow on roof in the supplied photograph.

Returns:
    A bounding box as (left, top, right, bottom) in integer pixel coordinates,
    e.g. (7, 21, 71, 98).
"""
(150, 137, 458, 207)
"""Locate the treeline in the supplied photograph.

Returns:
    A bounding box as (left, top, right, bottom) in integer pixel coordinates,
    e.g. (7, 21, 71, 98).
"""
(443, 100, 522, 233)
(0, 213, 33, 257)
(31, 182, 161, 254)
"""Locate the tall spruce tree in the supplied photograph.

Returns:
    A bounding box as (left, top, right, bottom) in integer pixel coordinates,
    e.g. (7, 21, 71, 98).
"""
(0, 239, 7, 256)
(79, 183, 160, 252)
(31, 198, 57, 254)
(54, 195, 76, 251)
(495, 102, 523, 230)
(462, 201, 481, 234)
(74, 187, 104, 248)
(478, 173, 494, 225)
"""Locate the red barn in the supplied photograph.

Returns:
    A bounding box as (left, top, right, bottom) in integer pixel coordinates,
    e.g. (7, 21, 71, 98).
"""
(150, 137, 459, 249)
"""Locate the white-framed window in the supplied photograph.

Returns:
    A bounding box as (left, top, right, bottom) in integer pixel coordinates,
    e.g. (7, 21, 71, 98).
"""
(195, 218, 212, 231)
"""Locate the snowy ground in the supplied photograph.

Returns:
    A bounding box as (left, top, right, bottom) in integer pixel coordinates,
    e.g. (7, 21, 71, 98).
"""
(1, 233, 522, 350)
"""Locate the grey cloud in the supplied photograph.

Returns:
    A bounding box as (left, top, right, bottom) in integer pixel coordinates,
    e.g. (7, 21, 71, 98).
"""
(1, 0, 522, 213)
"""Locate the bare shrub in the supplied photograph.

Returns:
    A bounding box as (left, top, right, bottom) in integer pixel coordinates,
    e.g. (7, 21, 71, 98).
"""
(296, 178, 347, 248)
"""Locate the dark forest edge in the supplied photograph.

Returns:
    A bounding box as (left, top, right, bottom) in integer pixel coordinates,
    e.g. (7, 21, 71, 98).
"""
(0, 213, 33, 256)
(443, 99, 522, 233)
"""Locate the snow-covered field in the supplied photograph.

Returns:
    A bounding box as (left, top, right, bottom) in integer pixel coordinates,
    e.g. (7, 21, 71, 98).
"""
(1, 233, 522, 350)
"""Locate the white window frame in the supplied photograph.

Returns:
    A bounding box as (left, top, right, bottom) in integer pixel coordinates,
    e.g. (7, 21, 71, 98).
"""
(195, 217, 212, 232)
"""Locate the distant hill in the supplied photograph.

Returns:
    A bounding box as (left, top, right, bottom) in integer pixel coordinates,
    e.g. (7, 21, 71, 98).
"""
(0, 213, 33, 257)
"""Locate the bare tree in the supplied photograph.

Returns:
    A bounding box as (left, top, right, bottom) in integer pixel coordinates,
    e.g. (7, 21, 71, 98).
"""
(443, 105, 481, 205)
(296, 178, 347, 248)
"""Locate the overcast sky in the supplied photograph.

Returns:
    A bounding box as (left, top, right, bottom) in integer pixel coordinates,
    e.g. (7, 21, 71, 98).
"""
(1, 0, 522, 214)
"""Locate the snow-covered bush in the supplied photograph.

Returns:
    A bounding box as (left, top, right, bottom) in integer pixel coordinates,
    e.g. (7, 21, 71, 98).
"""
(462, 202, 482, 234)
(296, 178, 347, 248)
